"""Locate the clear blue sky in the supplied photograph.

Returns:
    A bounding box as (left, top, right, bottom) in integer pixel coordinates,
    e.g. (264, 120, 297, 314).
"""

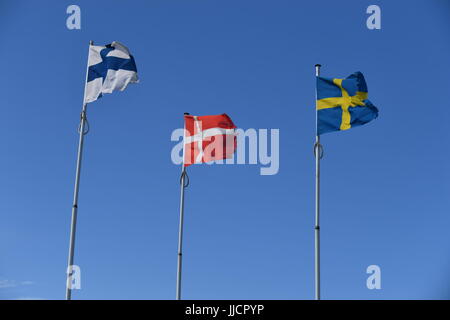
(0, 0, 449, 300)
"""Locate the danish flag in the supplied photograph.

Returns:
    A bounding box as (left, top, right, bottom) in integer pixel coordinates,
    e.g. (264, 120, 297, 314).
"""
(183, 114, 237, 166)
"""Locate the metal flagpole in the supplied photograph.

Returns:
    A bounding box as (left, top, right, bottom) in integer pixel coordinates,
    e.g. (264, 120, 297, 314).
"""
(65, 40, 93, 300)
(176, 112, 189, 300)
(314, 64, 322, 300)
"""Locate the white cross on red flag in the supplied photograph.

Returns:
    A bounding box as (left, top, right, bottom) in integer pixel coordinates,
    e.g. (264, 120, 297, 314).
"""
(183, 113, 237, 166)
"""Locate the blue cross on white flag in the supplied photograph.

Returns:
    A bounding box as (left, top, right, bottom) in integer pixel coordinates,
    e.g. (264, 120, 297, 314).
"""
(84, 41, 138, 104)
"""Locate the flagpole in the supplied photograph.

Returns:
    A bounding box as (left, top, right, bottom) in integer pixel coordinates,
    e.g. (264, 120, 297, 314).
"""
(65, 40, 93, 300)
(314, 63, 322, 300)
(176, 112, 189, 300)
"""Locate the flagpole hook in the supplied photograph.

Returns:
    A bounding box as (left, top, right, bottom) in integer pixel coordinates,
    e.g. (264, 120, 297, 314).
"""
(180, 170, 190, 188)
(78, 110, 90, 135)
(313, 141, 324, 159)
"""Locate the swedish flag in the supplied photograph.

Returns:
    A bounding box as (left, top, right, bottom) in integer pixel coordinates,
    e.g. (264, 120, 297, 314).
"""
(316, 72, 378, 135)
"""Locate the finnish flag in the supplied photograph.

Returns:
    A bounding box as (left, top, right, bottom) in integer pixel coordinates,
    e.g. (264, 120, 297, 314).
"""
(84, 41, 138, 104)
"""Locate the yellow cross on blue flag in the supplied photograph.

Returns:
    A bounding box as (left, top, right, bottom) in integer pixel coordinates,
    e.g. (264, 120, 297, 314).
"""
(316, 72, 378, 135)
